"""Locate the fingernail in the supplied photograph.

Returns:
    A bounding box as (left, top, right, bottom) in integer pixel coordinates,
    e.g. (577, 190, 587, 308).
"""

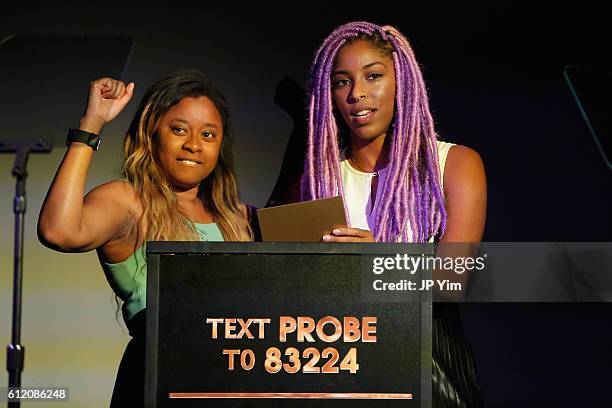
(322, 235, 331, 242)
(333, 229, 340, 235)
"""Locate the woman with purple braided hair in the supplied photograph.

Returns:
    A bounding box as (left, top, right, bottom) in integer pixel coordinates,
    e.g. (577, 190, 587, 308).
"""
(303, 22, 487, 406)
(304, 21, 486, 244)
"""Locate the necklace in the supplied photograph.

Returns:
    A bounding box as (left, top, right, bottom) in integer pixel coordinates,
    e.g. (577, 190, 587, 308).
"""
(350, 157, 378, 176)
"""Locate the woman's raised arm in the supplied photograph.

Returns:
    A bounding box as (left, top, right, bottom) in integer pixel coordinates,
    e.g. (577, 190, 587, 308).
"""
(38, 78, 135, 252)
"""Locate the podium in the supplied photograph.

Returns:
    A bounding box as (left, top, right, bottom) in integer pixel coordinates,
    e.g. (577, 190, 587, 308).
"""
(145, 242, 433, 407)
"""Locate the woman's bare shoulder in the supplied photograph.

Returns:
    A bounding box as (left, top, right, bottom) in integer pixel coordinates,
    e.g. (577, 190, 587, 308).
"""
(86, 180, 145, 261)
(446, 145, 483, 171)
(84, 179, 142, 217)
(442, 145, 487, 242)
(444, 145, 485, 187)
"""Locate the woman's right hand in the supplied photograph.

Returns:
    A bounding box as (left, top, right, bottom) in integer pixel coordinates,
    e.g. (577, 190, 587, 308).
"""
(80, 78, 135, 133)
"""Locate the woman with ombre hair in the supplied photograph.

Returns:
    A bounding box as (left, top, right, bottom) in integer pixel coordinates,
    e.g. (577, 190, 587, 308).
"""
(38, 70, 253, 405)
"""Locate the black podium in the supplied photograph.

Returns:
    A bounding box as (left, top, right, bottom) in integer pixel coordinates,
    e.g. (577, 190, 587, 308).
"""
(146, 242, 433, 407)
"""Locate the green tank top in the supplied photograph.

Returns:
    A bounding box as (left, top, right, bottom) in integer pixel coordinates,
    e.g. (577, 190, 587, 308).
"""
(100, 223, 224, 323)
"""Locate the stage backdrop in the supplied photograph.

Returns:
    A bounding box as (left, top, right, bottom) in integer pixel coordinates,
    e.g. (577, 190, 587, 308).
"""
(1, 2, 610, 406)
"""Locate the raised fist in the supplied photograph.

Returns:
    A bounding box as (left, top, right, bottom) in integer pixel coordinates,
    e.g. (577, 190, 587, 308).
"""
(81, 77, 135, 132)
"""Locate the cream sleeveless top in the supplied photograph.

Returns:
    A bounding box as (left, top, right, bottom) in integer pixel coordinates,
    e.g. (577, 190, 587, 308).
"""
(340, 140, 455, 240)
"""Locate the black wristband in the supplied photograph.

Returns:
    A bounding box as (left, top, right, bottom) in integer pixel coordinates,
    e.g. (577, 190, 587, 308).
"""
(66, 128, 101, 151)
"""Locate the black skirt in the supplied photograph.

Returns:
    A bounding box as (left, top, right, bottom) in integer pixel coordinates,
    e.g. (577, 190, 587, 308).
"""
(432, 303, 485, 408)
(110, 309, 146, 407)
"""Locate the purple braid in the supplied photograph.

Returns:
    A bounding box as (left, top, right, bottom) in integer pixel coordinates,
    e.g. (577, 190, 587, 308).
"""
(302, 21, 447, 242)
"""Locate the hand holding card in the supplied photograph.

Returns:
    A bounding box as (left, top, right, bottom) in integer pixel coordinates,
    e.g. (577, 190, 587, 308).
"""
(257, 196, 347, 242)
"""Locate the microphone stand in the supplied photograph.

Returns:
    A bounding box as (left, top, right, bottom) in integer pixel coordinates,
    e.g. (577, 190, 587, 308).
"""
(1, 139, 52, 408)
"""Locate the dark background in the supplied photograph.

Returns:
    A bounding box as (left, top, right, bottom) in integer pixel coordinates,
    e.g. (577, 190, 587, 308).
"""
(1, 1, 611, 406)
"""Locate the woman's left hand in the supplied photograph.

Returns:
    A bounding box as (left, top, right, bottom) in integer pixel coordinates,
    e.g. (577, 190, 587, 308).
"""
(322, 228, 375, 243)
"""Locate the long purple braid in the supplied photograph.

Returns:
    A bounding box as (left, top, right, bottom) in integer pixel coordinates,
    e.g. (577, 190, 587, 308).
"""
(302, 21, 447, 242)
